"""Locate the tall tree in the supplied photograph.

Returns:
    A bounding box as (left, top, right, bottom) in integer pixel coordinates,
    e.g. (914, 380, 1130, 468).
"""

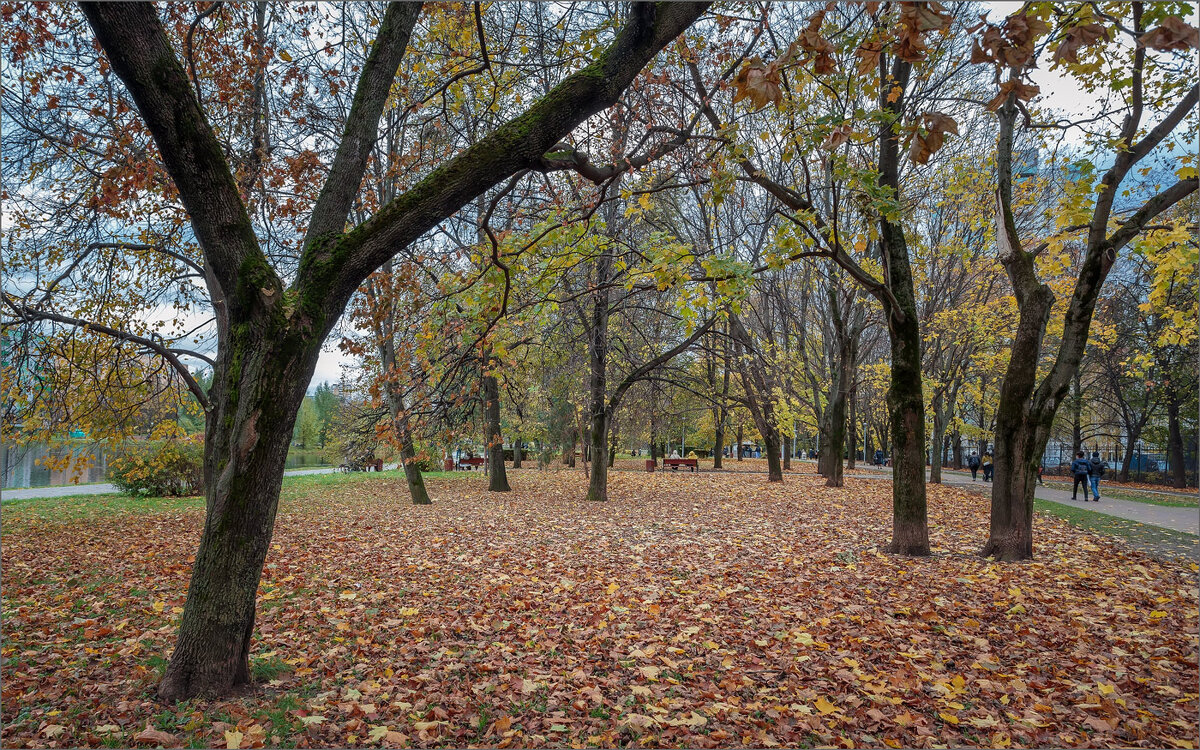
(977, 5, 1197, 560)
(4, 1, 709, 699)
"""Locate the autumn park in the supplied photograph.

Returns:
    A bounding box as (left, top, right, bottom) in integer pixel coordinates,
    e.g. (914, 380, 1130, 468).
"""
(1, 2, 1198, 749)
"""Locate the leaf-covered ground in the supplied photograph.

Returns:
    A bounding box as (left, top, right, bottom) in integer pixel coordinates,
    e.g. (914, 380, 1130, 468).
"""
(2, 470, 1197, 749)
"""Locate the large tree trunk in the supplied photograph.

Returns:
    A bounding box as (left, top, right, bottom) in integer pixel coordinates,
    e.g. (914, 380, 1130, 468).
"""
(877, 56, 928, 556)
(982, 93, 1062, 561)
(763, 428, 783, 482)
(822, 385, 847, 487)
(885, 309, 930, 555)
(158, 320, 318, 701)
(483, 369, 510, 492)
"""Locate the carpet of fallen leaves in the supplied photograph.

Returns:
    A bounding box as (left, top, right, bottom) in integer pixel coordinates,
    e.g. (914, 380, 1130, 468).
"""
(2, 470, 1197, 749)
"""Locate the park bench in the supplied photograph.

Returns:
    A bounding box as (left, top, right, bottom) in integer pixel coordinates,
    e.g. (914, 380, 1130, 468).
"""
(663, 458, 698, 472)
(339, 457, 382, 473)
(456, 457, 486, 471)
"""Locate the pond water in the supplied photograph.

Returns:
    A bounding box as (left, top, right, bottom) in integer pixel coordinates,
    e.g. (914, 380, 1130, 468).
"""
(284, 451, 332, 470)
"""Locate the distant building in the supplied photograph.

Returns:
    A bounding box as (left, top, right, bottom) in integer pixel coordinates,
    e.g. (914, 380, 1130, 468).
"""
(1014, 148, 1038, 180)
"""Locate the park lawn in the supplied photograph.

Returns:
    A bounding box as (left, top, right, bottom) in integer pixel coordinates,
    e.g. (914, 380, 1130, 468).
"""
(1040, 480, 1198, 508)
(2, 470, 1197, 749)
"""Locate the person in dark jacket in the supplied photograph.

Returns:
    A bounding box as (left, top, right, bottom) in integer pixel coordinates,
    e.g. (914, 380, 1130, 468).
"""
(874, 449, 885, 466)
(1070, 451, 1092, 500)
(982, 452, 994, 482)
(967, 451, 980, 481)
(1088, 451, 1107, 500)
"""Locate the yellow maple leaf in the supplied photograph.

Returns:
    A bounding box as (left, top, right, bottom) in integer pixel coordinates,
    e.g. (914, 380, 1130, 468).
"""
(814, 696, 838, 715)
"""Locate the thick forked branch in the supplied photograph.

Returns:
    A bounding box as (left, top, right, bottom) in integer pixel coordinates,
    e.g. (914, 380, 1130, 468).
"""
(608, 315, 717, 413)
(1106, 178, 1198, 253)
(318, 3, 711, 315)
(302, 3, 423, 246)
(79, 2, 274, 308)
(3, 299, 212, 411)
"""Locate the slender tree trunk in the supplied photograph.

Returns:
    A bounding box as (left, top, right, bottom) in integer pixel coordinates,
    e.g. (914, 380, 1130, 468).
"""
(1071, 371, 1083, 454)
(1119, 437, 1134, 482)
(929, 391, 946, 484)
(483, 369, 510, 492)
(1167, 393, 1187, 489)
(370, 268, 431, 506)
(713, 419, 725, 469)
(585, 243, 613, 501)
(608, 420, 618, 469)
(736, 424, 743, 461)
(952, 430, 963, 469)
(512, 438, 522, 469)
(825, 376, 844, 489)
(730, 316, 784, 482)
(847, 389, 858, 470)
(399, 434, 431, 505)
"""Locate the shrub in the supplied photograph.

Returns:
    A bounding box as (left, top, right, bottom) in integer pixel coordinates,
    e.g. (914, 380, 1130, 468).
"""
(410, 451, 440, 473)
(109, 438, 205, 497)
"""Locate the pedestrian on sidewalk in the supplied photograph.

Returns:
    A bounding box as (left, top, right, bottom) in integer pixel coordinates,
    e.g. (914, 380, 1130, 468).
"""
(982, 452, 994, 482)
(1088, 451, 1107, 500)
(1070, 451, 1092, 500)
(967, 451, 980, 481)
(1037, 462, 1045, 486)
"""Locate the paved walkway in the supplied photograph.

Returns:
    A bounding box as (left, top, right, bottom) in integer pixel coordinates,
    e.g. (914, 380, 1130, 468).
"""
(0, 466, 345, 502)
(851, 465, 1198, 535)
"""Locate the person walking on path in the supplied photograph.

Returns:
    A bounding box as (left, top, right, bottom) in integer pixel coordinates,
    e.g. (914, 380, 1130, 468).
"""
(967, 451, 980, 481)
(1070, 451, 1093, 500)
(1037, 462, 1045, 486)
(982, 452, 994, 482)
(1088, 451, 1107, 500)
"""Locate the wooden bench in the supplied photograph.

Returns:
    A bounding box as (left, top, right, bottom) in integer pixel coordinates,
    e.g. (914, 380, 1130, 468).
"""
(663, 458, 698, 472)
(456, 457, 486, 471)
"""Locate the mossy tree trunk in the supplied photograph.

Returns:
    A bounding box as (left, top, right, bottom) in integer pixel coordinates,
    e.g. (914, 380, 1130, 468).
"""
(876, 55, 929, 556)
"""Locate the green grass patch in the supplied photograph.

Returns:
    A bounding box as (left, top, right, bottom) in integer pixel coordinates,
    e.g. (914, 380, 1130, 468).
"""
(1034, 497, 1199, 561)
(1042, 480, 1197, 507)
(1, 469, 468, 524)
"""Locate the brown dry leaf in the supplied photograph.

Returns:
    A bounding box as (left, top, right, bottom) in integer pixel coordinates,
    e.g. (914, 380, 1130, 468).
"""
(823, 123, 854, 152)
(1052, 22, 1110, 65)
(133, 726, 180, 747)
(733, 57, 783, 110)
(1139, 16, 1200, 51)
(985, 79, 1041, 111)
(2, 469, 1197, 749)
